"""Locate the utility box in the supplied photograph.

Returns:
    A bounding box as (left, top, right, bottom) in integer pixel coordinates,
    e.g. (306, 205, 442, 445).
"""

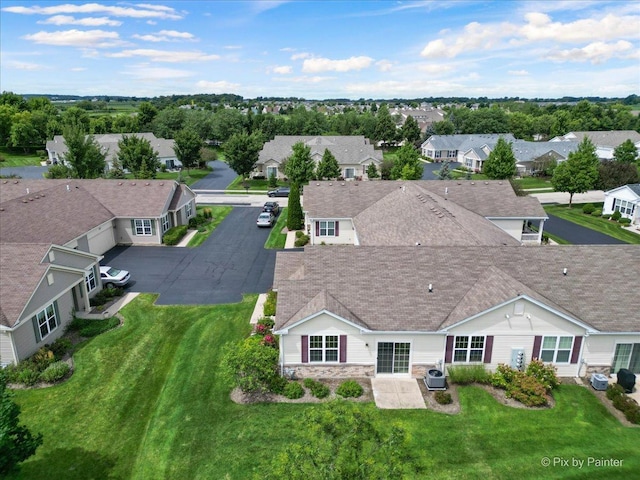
(590, 373, 608, 391)
(510, 348, 525, 371)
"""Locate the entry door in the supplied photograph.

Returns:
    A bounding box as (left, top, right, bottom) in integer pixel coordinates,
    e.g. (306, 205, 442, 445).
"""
(377, 342, 410, 374)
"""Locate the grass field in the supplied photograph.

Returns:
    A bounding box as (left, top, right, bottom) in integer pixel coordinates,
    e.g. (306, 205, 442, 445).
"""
(187, 205, 233, 247)
(122, 168, 211, 186)
(544, 203, 640, 244)
(226, 175, 289, 192)
(513, 176, 554, 190)
(10, 294, 640, 479)
(264, 207, 289, 249)
(0, 146, 43, 167)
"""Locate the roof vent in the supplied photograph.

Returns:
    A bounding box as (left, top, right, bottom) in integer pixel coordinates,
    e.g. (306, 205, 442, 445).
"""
(131, 182, 136, 186)
(470, 182, 475, 185)
(26, 188, 29, 194)
(145, 182, 150, 186)
(341, 182, 345, 186)
(66, 184, 70, 191)
(316, 183, 320, 186)
(160, 182, 164, 186)
(329, 182, 333, 186)
(118, 182, 123, 186)
(428, 283, 433, 293)
(563, 268, 568, 276)
(13, 180, 19, 184)
(484, 181, 489, 185)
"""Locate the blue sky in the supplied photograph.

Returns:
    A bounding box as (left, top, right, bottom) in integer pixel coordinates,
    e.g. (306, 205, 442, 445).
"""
(1, 1, 638, 99)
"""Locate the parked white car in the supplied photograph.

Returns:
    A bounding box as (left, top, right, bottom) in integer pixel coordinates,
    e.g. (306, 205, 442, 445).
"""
(100, 266, 131, 288)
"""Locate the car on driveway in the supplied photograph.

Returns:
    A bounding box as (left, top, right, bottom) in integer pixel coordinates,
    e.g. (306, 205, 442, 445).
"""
(257, 211, 275, 227)
(100, 266, 131, 288)
(263, 201, 280, 216)
(267, 187, 290, 197)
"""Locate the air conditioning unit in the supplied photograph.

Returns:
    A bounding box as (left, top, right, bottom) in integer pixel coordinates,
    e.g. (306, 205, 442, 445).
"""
(590, 373, 608, 391)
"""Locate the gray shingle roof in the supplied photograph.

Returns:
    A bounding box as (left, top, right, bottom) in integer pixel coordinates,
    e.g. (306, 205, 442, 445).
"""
(511, 140, 579, 162)
(258, 136, 383, 166)
(274, 245, 640, 333)
(626, 184, 640, 196)
(554, 131, 640, 148)
(422, 134, 516, 151)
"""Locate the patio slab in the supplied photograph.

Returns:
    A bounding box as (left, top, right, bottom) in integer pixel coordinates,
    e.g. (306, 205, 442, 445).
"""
(371, 378, 426, 409)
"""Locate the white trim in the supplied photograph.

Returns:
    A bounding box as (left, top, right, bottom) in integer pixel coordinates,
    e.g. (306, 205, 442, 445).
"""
(540, 335, 574, 364)
(308, 334, 340, 363)
(273, 309, 371, 335)
(375, 340, 413, 376)
(134, 218, 153, 236)
(452, 335, 486, 363)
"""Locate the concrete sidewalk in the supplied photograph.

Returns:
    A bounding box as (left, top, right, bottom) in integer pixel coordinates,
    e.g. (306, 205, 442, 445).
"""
(530, 190, 604, 204)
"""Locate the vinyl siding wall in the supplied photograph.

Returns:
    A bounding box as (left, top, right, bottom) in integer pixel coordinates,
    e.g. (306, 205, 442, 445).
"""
(309, 219, 355, 245)
(0, 331, 16, 366)
(582, 334, 640, 375)
(489, 219, 525, 241)
(113, 218, 162, 245)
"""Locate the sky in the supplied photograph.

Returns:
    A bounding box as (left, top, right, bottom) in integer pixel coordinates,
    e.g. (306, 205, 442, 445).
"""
(1, 1, 639, 100)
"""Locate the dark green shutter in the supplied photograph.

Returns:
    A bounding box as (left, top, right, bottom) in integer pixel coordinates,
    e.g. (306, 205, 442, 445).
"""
(130, 219, 136, 235)
(32, 316, 41, 343)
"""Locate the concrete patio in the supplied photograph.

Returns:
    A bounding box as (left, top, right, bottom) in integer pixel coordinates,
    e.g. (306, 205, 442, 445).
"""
(371, 378, 426, 409)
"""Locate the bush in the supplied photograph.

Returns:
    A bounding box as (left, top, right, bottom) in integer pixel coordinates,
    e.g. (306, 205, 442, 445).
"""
(188, 213, 208, 229)
(602, 214, 612, 220)
(607, 384, 640, 424)
(303, 378, 330, 398)
(269, 375, 288, 395)
(447, 365, 490, 385)
(263, 290, 277, 317)
(219, 336, 280, 394)
(68, 317, 120, 337)
(294, 234, 310, 247)
(582, 203, 595, 214)
(40, 361, 70, 383)
(257, 317, 275, 329)
(490, 364, 517, 390)
(507, 373, 548, 406)
(30, 347, 55, 371)
(525, 359, 559, 391)
(611, 210, 622, 221)
(90, 287, 124, 307)
(202, 208, 213, 219)
(162, 225, 188, 245)
(434, 391, 452, 405)
(619, 217, 631, 225)
(606, 383, 625, 400)
(283, 381, 305, 399)
(48, 337, 72, 360)
(336, 380, 364, 398)
(17, 368, 41, 386)
(591, 209, 602, 217)
(295, 230, 304, 238)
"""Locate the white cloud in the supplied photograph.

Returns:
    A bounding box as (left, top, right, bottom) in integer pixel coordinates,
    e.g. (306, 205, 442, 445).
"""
(195, 79, 241, 92)
(272, 65, 292, 74)
(38, 15, 122, 26)
(146, 20, 157, 25)
(520, 12, 640, 43)
(132, 30, 195, 42)
(106, 49, 220, 62)
(2, 3, 183, 20)
(546, 40, 636, 64)
(224, 45, 242, 50)
(23, 29, 125, 48)
(71, 67, 87, 71)
(5, 61, 45, 71)
(280, 47, 295, 52)
(508, 69, 529, 76)
(302, 56, 374, 73)
(376, 60, 393, 72)
(291, 52, 311, 60)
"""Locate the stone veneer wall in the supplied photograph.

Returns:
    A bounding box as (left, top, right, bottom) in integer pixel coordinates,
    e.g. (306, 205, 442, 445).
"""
(289, 364, 374, 378)
(585, 365, 612, 376)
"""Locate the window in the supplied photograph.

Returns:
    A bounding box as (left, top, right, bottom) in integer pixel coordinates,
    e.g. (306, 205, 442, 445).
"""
(319, 221, 336, 236)
(448, 150, 457, 158)
(614, 199, 635, 216)
(134, 219, 152, 236)
(465, 158, 473, 168)
(434, 151, 442, 159)
(540, 336, 573, 363)
(453, 335, 485, 362)
(309, 335, 339, 362)
(266, 166, 278, 178)
(185, 201, 193, 218)
(85, 268, 96, 293)
(612, 343, 640, 374)
(344, 168, 355, 179)
(161, 214, 170, 233)
(34, 302, 58, 340)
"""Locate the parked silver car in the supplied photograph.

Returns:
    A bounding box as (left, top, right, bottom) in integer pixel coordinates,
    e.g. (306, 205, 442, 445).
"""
(100, 266, 131, 288)
(256, 211, 275, 227)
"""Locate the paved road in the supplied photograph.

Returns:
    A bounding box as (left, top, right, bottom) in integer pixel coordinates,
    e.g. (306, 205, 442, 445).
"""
(0, 165, 48, 178)
(544, 214, 626, 245)
(102, 207, 277, 304)
(190, 160, 237, 190)
(421, 161, 461, 180)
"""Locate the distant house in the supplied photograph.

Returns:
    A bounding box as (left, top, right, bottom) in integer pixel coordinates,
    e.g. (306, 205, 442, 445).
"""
(511, 140, 579, 175)
(272, 245, 640, 380)
(420, 134, 516, 168)
(550, 131, 640, 161)
(46, 132, 182, 171)
(603, 184, 640, 225)
(303, 180, 548, 245)
(253, 136, 383, 180)
(390, 106, 446, 135)
(0, 179, 196, 366)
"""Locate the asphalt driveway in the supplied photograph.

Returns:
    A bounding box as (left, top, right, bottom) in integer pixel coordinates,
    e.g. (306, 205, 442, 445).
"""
(190, 160, 238, 190)
(102, 207, 277, 305)
(421, 161, 461, 180)
(544, 214, 626, 245)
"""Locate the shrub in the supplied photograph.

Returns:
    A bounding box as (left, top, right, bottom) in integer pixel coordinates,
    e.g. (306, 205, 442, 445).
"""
(257, 317, 275, 329)
(269, 375, 288, 395)
(490, 364, 518, 390)
(591, 209, 602, 217)
(68, 317, 120, 337)
(602, 214, 612, 220)
(294, 234, 310, 247)
(90, 287, 124, 307)
(447, 365, 490, 385)
(606, 383, 625, 400)
(283, 381, 305, 399)
(582, 203, 595, 214)
(525, 359, 559, 391)
(162, 225, 188, 245)
(40, 361, 70, 383)
(434, 391, 452, 405)
(17, 368, 41, 386)
(607, 385, 640, 424)
(336, 380, 364, 398)
(202, 208, 213, 219)
(507, 373, 548, 406)
(263, 290, 277, 317)
(303, 378, 330, 398)
(30, 347, 55, 371)
(48, 337, 72, 360)
(219, 336, 280, 394)
(611, 210, 622, 221)
(188, 213, 208, 229)
(619, 217, 632, 225)
(295, 230, 304, 238)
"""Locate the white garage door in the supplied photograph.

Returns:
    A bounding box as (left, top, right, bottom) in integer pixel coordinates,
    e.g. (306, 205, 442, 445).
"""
(87, 224, 115, 254)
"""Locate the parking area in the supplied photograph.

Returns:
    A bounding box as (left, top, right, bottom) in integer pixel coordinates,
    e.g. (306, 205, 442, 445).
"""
(102, 207, 277, 305)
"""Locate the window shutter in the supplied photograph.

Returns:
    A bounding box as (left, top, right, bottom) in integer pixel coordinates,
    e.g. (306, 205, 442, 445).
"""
(151, 220, 156, 235)
(31, 316, 41, 343)
(570, 336, 582, 364)
(335, 221, 339, 237)
(611, 198, 616, 210)
(532, 335, 542, 360)
(444, 335, 454, 363)
(130, 219, 135, 234)
(339, 335, 347, 363)
(315, 221, 319, 236)
(301, 335, 308, 363)
(483, 335, 494, 363)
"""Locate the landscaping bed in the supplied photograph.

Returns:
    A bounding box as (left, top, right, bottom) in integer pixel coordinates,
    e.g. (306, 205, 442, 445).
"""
(578, 377, 640, 427)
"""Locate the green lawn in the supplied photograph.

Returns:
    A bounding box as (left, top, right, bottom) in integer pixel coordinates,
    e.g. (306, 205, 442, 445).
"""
(10, 294, 640, 479)
(513, 176, 553, 190)
(226, 175, 289, 192)
(187, 205, 233, 247)
(0, 146, 43, 167)
(544, 203, 640, 244)
(264, 207, 289, 249)
(142, 168, 212, 186)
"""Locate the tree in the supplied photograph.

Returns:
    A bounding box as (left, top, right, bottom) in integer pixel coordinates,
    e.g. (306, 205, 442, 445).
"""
(596, 161, 639, 190)
(401, 115, 422, 144)
(284, 141, 315, 185)
(151, 107, 185, 138)
(219, 336, 280, 394)
(390, 144, 423, 180)
(0, 372, 43, 475)
(61, 107, 90, 131)
(613, 139, 638, 164)
(483, 137, 517, 179)
(137, 101, 158, 130)
(61, 122, 106, 178)
(431, 120, 455, 135)
(263, 400, 415, 480)
(224, 131, 264, 179)
(551, 136, 600, 206)
(366, 162, 379, 179)
(437, 160, 453, 180)
(117, 134, 160, 178)
(173, 128, 202, 173)
(380, 158, 394, 180)
(315, 148, 341, 180)
(287, 183, 304, 230)
(107, 155, 126, 179)
(373, 104, 397, 148)
(9, 111, 37, 152)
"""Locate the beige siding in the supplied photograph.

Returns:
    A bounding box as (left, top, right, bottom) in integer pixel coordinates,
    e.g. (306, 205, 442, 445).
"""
(22, 270, 83, 322)
(113, 218, 162, 245)
(489, 219, 524, 241)
(0, 331, 16, 366)
(87, 220, 116, 254)
(48, 248, 98, 271)
(310, 219, 356, 245)
(583, 335, 640, 375)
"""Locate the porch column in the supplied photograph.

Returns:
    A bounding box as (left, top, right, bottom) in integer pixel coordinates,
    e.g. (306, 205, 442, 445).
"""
(538, 219, 546, 243)
(81, 282, 91, 312)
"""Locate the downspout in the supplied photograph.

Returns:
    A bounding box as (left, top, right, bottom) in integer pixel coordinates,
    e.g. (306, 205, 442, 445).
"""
(576, 332, 588, 378)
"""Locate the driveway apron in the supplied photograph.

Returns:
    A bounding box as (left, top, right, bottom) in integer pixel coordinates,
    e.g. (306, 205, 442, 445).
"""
(544, 214, 626, 245)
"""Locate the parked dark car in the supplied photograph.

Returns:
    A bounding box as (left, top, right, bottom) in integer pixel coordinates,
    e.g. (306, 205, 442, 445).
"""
(267, 187, 290, 197)
(263, 201, 280, 215)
